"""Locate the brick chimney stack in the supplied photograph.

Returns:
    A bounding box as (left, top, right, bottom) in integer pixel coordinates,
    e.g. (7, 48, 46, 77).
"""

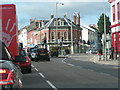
(77, 13, 80, 26)
(74, 13, 77, 25)
(51, 13, 54, 19)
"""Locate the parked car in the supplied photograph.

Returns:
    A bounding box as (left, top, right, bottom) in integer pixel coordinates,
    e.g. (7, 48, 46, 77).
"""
(15, 49, 32, 73)
(0, 41, 23, 89)
(50, 47, 58, 57)
(35, 48, 50, 62)
(91, 49, 98, 54)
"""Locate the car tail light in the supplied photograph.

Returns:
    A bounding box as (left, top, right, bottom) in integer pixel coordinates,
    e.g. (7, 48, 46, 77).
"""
(0, 69, 7, 74)
(41, 51, 44, 52)
(15, 62, 19, 65)
(0, 69, 14, 85)
(26, 60, 29, 63)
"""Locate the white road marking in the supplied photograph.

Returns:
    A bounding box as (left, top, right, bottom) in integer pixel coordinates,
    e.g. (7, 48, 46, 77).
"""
(34, 68, 39, 71)
(46, 80, 58, 90)
(100, 72, 111, 76)
(31, 64, 34, 67)
(87, 69, 94, 72)
(67, 63, 74, 66)
(62, 58, 66, 62)
(39, 73, 45, 78)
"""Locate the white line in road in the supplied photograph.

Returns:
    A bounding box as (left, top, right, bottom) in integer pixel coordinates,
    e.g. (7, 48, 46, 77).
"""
(67, 63, 74, 66)
(34, 68, 39, 71)
(39, 73, 45, 78)
(31, 64, 35, 67)
(100, 72, 111, 76)
(87, 69, 94, 72)
(46, 80, 58, 90)
(62, 58, 66, 62)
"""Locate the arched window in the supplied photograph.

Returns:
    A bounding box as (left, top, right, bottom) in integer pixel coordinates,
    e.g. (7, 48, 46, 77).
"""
(58, 21, 61, 26)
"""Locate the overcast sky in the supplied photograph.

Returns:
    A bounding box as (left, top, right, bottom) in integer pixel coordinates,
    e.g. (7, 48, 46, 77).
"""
(1, 1, 111, 30)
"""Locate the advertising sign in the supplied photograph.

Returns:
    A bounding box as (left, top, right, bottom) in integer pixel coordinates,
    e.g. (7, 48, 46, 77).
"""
(0, 4, 18, 58)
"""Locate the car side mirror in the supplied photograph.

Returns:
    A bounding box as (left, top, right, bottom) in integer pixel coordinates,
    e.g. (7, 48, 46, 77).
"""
(14, 55, 24, 62)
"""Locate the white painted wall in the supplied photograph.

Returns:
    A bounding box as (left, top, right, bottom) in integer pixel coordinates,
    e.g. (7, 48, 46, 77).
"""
(18, 28, 27, 48)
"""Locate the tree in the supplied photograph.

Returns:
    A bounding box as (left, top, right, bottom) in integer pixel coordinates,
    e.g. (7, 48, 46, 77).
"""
(97, 13, 111, 35)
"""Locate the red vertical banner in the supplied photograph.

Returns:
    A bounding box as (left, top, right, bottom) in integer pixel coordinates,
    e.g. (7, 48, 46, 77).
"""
(112, 31, 120, 53)
(0, 4, 18, 59)
(117, 31, 120, 52)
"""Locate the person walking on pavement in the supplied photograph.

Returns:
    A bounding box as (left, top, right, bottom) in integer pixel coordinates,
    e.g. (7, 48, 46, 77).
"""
(97, 49, 103, 61)
(109, 46, 114, 60)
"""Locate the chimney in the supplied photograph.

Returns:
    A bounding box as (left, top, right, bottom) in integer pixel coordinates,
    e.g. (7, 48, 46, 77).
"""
(74, 13, 76, 25)
(77, 13, 80, 26)
(64, 13, 67, 18)
(51, 13, 54, 19)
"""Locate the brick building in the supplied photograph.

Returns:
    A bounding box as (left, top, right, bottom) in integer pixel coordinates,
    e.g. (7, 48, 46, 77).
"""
(36, 13, 82, 52)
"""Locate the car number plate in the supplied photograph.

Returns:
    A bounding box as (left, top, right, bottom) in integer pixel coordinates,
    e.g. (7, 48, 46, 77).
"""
(40, 54, 45, 55)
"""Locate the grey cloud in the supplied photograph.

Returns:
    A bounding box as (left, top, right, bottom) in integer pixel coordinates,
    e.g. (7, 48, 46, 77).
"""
(16, 2, 110, 29)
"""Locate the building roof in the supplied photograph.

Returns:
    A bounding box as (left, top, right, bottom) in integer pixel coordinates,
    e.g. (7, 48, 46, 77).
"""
(80, 25, 95, 32)
(37, 17, 79, 31)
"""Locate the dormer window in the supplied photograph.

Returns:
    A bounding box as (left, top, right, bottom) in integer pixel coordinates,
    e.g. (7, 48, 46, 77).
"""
(58, 21, 61, 26)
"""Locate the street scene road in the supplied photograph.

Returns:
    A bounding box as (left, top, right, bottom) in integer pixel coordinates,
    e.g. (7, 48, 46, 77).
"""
(22, 54, 118, 89)
(1, 1, 120, 90)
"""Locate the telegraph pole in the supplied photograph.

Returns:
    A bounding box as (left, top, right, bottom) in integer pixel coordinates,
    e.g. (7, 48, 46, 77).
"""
(71, 17, 74, 54)
(104, 7, 107, 61)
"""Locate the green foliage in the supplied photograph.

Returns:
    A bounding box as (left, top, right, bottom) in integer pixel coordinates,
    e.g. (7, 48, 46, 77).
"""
(97, 13, 111, 34)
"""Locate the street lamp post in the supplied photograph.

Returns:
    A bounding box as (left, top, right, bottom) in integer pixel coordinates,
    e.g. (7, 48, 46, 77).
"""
(104, 7, 107, 61)
(55, 2, 64, 44)
(70, 17, 74, 54)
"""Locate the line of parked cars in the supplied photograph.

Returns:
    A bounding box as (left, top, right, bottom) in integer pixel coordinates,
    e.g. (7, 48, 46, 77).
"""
(0, 41, 23, 89)
(0, 40, 51, 89)
(0, 41, 33, 90)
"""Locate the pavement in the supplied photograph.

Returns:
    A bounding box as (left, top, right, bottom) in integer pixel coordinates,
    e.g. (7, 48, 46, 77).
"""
(67, 53, 119, 67)
(89, 54, 119, 66)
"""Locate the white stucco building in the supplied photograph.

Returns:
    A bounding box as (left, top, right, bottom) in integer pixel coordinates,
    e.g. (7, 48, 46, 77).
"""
(81, 26, 98, 50)
(18, 28, 27, 48)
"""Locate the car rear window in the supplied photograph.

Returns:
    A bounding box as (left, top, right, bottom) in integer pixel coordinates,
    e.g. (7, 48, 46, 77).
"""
(19, 50, 26, 56)
(37, 49, 48, 53)
(0, 60, 14, 70)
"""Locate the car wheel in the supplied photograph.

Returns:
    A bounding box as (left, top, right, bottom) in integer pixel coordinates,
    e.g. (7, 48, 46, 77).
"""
(28, 67, 32, 73)
(47, 58, 50, 61)
(35, 58, 38, 62)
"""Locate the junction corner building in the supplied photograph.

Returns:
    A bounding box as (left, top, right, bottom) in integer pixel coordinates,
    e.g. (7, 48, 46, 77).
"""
(109, 0, 120, 56)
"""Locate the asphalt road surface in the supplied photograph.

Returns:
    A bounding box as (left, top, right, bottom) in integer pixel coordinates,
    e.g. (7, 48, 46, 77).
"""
(21, 54, 118, 90)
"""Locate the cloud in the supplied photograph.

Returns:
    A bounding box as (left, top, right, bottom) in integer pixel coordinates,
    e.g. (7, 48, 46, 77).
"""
(12, 2, 110, 29)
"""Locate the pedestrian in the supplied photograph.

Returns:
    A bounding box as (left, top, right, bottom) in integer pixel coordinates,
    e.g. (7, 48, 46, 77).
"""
(97, 49, 102, 61)
(109, 46, 114, 60)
